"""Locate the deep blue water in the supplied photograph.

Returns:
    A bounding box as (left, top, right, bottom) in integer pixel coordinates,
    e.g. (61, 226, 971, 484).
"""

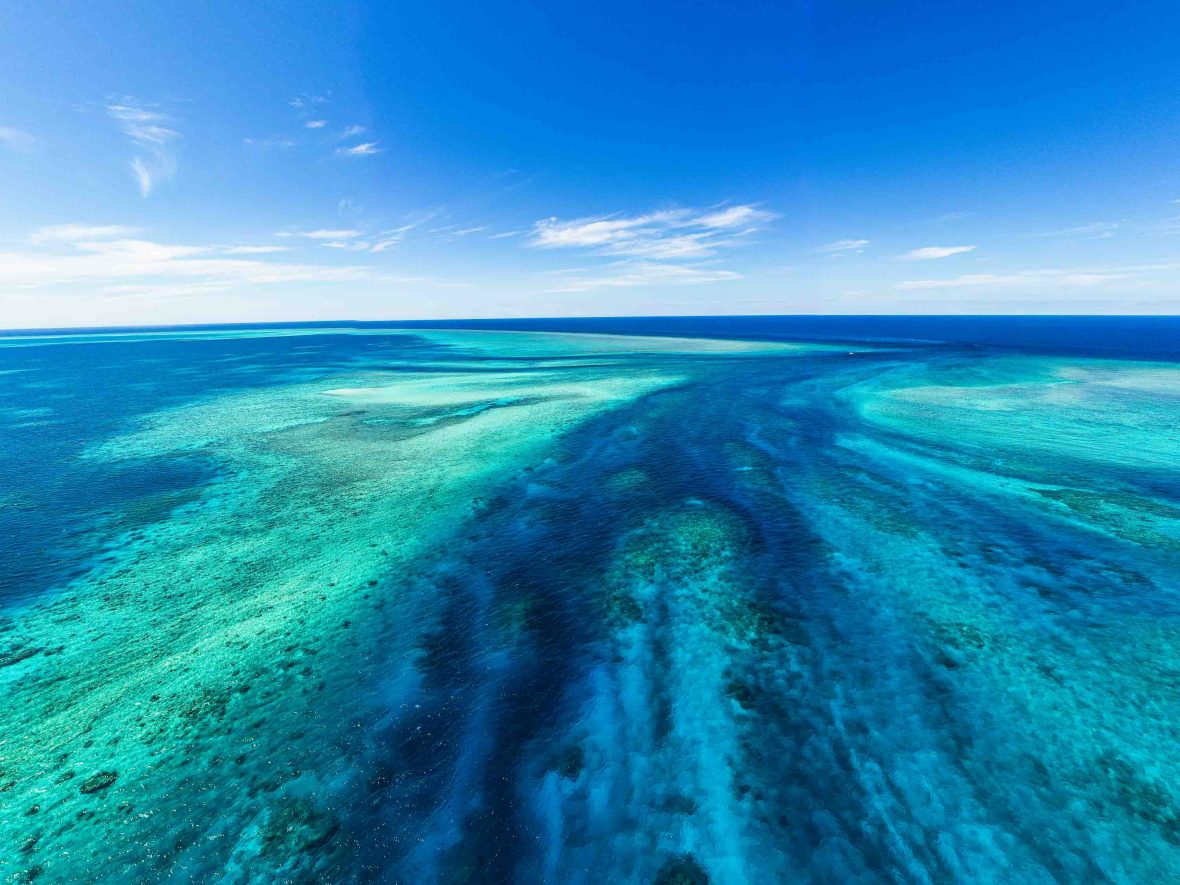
(7, 315, 1180, 359)
(383, 315, 1180, 360)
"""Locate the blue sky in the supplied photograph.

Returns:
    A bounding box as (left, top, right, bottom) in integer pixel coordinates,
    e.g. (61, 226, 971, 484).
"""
(2, 0, 1179, 326)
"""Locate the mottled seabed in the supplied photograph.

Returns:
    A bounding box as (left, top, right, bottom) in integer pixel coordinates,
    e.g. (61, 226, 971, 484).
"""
(1, 327, 1179, 884)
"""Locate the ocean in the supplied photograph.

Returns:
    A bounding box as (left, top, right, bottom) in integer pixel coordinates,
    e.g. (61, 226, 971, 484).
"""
(1, 317, 1178, 882)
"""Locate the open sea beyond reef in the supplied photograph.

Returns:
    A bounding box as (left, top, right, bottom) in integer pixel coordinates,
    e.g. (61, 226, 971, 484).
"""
(2, 316, 1180, 884)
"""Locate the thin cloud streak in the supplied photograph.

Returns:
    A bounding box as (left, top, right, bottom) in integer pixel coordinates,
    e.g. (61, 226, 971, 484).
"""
(288, 94, 327, 111)
(2, 223, 407, 296)
(547, 262, 741, 293)
(1036, 222, 1119, 239)
(244, 136, 296, 149)
(276, 229, 364, 240)
(528, 204, 772, 292)
(817, 239, 869, 254)
(694, 205, 766, 228)
(223, 245, 290, 254)
(106, 99, 179, 196)
(337, 142, 382, 156)
(531, 205, 772, 257)
(894, 263, 1180, 290)
(899, 245, 976, 260)
(31, 224, 139, 244)
(370, 223, 418, 253)
(0, 127, 36, 151)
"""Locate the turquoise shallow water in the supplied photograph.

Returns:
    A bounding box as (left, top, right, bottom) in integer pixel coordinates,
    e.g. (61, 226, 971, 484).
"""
(1, 323, 1178, 883)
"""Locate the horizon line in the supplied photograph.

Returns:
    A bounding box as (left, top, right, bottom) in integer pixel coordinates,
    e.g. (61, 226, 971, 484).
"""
(3, 313, 1179, 336)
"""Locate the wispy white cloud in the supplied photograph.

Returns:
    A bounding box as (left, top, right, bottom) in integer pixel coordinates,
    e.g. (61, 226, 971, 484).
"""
(1037, 221, 1119, 239)
(340, 125, 366, 139)
(3, 223, 388, 295)
(531, 205, 771, 258)
(271, 223, 431, 255)
(31, 224, 139, 244)
(107, 99, 179, 196)
(694, 205, 771, 229)
(263, 215, 519, 258)
(276, 229, 364, 240)
(289, 94, 327, 111)
(304, 120, 328, 129)
(369, 223, 418, 253)
(548, 262, 741, 293)
(817, 239, 869, 254)
(383, 223, 419, 237)
(895, 266, 1160, 291)
(429, 225, 489, 241)
(337, 142, 382, 157)
(899, 245, 976, 260)
(244, 136, 296, 149)
(529, 204, 771, 291)
(424, 225, 488, 243)
(489, 230, 524, 239)
(0, 127, 35, 152)
(320, 240, 371, 251)
(532, 212, 671, 249)
(607, 233, 715, 260)
(222, 245, 290, 255)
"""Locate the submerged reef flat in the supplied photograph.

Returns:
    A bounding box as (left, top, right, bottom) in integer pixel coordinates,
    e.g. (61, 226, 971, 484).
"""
(1, 327, 1179, 883)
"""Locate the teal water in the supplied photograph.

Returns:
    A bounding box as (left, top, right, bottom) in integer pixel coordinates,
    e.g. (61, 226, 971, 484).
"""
(1, 323, 1178, 883)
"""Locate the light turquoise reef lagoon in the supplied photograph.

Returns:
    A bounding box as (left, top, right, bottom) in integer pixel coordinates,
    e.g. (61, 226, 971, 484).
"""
(1, 320, 1179, 883)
